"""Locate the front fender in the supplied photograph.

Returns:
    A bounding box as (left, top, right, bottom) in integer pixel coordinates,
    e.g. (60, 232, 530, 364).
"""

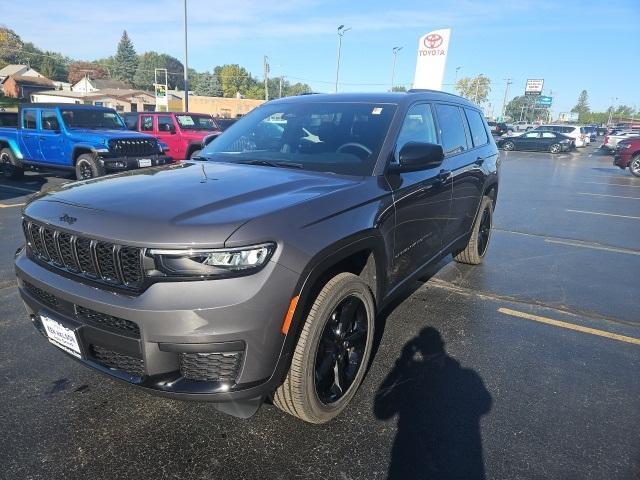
(0, 136, 24, 160)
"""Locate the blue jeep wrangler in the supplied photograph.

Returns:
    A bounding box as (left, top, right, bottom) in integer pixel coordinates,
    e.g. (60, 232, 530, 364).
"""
(0, 104, 170, 180)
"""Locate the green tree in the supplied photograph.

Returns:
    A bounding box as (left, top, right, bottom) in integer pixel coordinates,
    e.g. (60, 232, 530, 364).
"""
(392, 85, 407, 92)
(571, 90, 590, 122)
(0, 27, 23, 68)
(67, 61, 108, 84)
(214, 64, 256, 97)
(504, 95, 540, 122)
(112, 30, 137, 85)
(133, 51, 184, 91)
(192, 71, 221, 96)
(455, 75, 491, 104)
(614, 104, 635, 118)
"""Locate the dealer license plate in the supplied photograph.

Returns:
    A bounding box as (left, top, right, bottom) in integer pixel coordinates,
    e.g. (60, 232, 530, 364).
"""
(138, 159, 152, 167)
(41, 315, 81, 358)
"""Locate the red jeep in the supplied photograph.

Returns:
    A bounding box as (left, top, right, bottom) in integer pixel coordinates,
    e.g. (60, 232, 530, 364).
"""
(123, 112, 222, 161)
(614, 136, 640, 177)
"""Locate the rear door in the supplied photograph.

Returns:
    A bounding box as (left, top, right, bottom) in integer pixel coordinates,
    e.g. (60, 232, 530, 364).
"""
(19, 109, 40, 161)
(519, 131, 542, 150)
(540, 131, 558, 150)
(388, 103, 452, 286)
(437, 103, 483, 244)
(38, 109, 67, 165)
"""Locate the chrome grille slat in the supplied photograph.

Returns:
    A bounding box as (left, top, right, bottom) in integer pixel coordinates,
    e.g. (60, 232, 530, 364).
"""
(21, 219, 145, 292)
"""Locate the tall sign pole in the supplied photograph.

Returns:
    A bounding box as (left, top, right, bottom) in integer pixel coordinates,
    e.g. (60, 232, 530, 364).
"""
(264, 55, 270, 101)
(335, 25, 351, 93)
(183, 0, 189, 112)
(501, 77, 512, 120)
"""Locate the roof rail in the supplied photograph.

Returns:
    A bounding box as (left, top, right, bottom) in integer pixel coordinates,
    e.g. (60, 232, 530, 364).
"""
(407, 88, 461, 99)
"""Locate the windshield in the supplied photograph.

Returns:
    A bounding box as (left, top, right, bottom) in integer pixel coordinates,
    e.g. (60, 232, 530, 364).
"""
(199, 102, 397, 176)
(176, 114, 219, 131)
(60, 109, 125, 130)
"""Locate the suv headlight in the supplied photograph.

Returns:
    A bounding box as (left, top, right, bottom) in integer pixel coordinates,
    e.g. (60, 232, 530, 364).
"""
(148, 243, 275, 278)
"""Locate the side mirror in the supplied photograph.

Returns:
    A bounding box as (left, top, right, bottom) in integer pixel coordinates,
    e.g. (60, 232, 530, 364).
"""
(389, 142, 444, 173)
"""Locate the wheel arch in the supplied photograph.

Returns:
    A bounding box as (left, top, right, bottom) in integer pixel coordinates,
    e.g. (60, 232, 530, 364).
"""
(72, 146, 96, 164)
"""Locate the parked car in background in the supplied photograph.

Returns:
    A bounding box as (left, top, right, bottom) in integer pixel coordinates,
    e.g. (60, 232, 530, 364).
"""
(532, 124, 587, 147)
(0, 104, 170, 180)
(582, 125, 598, 142)
(214, 117, 239, 131)
(124, 112, 222, 161)
(498, 130, 574, 153)
(614, 137, 640, 177)
(487, 121, 508, 136)
(15, 91, 499, 424)
(513, 121, 532, 131)
(602, 131, 640, 152)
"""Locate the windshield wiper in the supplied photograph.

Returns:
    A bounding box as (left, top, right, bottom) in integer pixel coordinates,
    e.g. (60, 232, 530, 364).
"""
(237, 159, 303, 169)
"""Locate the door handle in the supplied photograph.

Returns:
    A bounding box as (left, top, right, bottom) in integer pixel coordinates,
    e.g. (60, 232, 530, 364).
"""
(437, 169, 452, 181)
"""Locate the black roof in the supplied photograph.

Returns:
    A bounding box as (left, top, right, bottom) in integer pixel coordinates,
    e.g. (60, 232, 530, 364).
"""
(267, 90, 477, 108)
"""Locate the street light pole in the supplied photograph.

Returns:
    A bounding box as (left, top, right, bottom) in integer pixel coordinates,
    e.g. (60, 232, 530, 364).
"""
(335, 25, 351, 93)
(501, 77, 512, 120)
(474, 74, 484, 103)
(607, 97, 618, 125)
(390, 46, 402, 91)
(183, 0, 189, 112)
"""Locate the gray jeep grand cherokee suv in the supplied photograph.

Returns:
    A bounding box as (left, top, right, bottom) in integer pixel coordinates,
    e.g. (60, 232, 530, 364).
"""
(15, 91, 499, 423)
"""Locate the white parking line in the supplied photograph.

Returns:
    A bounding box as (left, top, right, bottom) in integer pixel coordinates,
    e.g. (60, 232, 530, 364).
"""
(0, 184, 38, 194)
(581, 181, 640, 188)
(544, 238, 640, 256)
(566, 209, 640, 220)
(578, 192, 640, 200)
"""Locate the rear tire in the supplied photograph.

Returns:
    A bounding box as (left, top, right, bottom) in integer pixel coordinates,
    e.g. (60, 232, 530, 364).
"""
(75, 153, 105, 180)
(1, 148, 24, 180)
(549, 143, 561, 154)
(630, 154, 640, 178)
(453, 195, 494, 265)
(274, 272, 375, 424)
(502, 141, 515, 151)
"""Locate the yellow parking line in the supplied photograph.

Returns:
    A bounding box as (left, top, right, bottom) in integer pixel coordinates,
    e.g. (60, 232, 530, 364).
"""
(0, 202, 25, 208)
(498, 308, 640, 346)
(566, 209, 640, 220)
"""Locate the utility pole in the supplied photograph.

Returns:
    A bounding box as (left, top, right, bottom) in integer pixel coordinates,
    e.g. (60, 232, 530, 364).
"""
(474, 74, 484, 104)
(263, 55, 270, 101)
(183, 0, 189, 112)
(391, 46, 402, 91)
(335, 25, 351, 93)
(500, 77, 512, 121)
(607, 97, 618, 125)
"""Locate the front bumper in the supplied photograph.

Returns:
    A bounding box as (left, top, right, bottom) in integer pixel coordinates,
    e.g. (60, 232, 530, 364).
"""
(98, 154, 172, 172)
(15, 249, 299, 403)
(614, 152, 632, 169)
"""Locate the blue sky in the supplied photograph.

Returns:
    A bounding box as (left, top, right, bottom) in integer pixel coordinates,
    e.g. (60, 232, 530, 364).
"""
(2, 0, 639, 114)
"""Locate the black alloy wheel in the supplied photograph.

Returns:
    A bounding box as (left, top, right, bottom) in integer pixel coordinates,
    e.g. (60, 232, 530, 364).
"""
(314, 295, 368, 404)
(477, 206, 492, 257)
(77, 159, 94, 179)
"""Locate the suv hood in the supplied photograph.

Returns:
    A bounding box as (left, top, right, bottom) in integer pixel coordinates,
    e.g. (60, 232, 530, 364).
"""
(65, 128, 155, 144)
(24, 162, 361, 247)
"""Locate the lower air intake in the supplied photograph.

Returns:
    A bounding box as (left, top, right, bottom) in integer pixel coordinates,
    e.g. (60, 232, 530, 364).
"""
(179, 351, 243, 383)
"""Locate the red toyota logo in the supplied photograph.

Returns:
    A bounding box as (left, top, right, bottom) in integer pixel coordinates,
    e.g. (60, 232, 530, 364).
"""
(424, 34, 443, 49)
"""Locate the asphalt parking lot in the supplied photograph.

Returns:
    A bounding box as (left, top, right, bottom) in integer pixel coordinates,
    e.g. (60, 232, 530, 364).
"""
(1, 143, 639, 480)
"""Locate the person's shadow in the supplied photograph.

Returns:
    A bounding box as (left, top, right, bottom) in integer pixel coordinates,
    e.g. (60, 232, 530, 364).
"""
(374, 327, 492, 480)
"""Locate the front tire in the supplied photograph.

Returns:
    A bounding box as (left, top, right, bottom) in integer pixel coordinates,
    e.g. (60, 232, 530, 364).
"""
(274, 272, 376, 424)
(75, 153, 105, 180)
(502, 141, 515, 151)
(630, 154, 640, 178)
(549, 143, 561, 154)
(1, 148, 24, 180)
(453, 195, 494, 265)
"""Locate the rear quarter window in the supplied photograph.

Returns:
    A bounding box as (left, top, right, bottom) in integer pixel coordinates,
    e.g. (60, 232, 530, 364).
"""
(464, 109, 489, 147)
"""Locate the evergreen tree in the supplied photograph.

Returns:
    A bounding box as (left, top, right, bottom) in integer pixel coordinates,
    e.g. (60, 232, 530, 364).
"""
(112, 31, 137, 85)
(193, 71, 221, 96)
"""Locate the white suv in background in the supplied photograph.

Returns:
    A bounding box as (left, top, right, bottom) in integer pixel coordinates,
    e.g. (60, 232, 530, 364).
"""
(533, 125, 588, 147)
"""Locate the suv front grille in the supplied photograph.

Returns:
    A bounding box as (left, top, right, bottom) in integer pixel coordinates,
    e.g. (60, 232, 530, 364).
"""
(75, 305, 140, 338)
(90, 345, 144, 377)
(179, 351, 243, 383)
(108, 138, 158, 157)
(23, 219, 145, 291)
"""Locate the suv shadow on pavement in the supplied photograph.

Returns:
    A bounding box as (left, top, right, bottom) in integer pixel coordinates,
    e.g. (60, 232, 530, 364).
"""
(374, 326, 492, 480)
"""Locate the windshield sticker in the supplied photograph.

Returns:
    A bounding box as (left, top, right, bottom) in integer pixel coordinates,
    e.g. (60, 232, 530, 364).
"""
(372, 107, 383, 115)
(177, 115, 195, 126)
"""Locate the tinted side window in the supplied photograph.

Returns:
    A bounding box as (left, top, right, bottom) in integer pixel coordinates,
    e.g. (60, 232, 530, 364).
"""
(141, 115, 154, 131)
(434, 104, 467, 155)
(464, 109, 489, 147)
(158, 116, 174, 132)
(23, 110, 37, 129)
(394, 104, 438, 160)
(541, 132, 556, 138)
(123, 114, 138, 130)
(41, 110, 60, 131)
